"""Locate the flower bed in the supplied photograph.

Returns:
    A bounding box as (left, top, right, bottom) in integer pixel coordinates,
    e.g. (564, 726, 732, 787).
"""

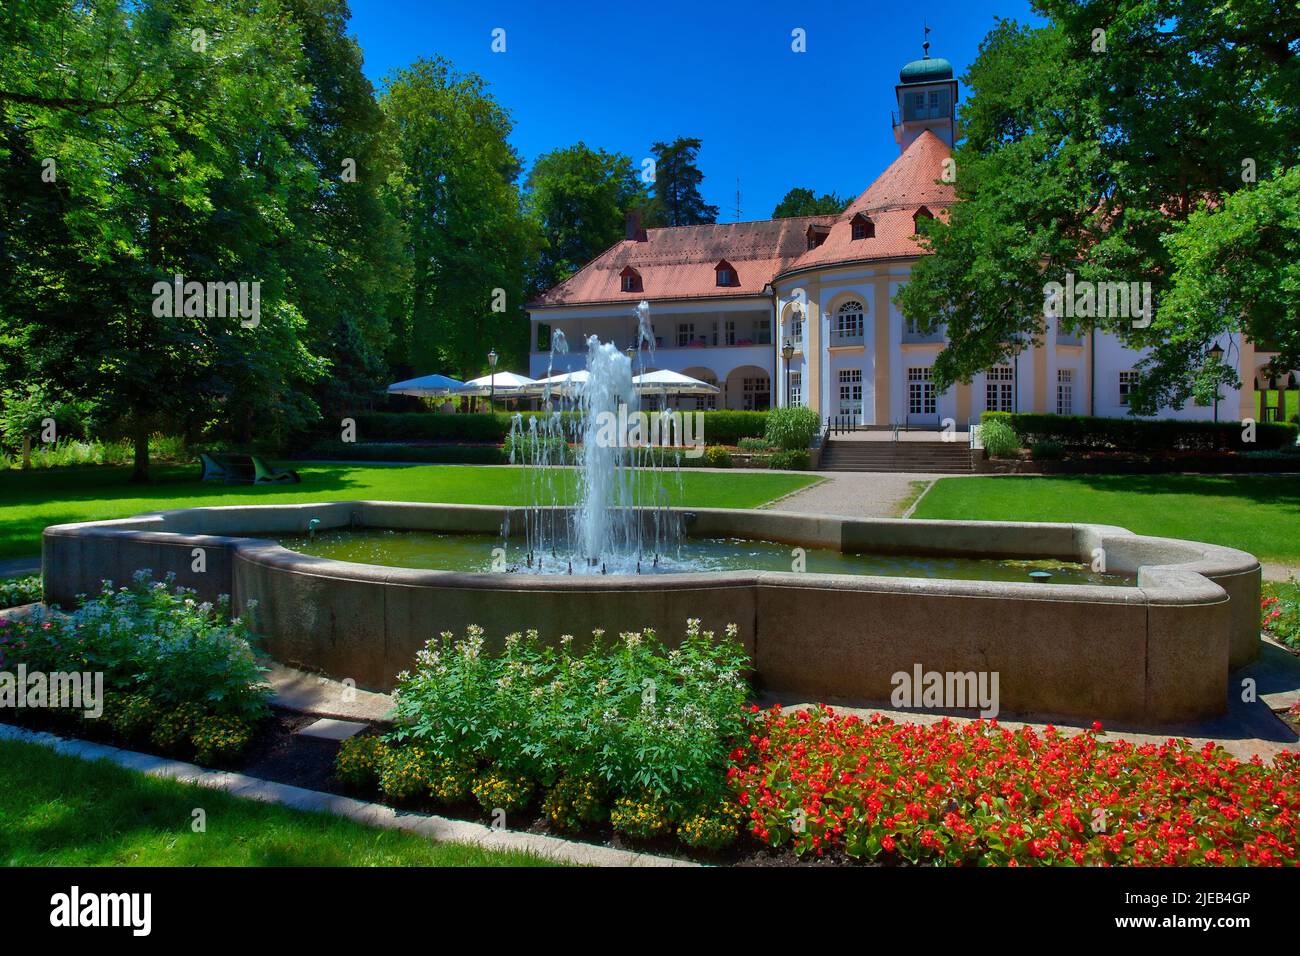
(0, 572, 269, 762)
(336, 620, 752, 850)
(0, 574, 41, 609)
(1263, 579, 1300, 649)
(729, 706, 1299, 865)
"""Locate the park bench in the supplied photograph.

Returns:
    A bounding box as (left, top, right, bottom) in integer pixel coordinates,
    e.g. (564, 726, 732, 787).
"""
(199, 452, 300, 485)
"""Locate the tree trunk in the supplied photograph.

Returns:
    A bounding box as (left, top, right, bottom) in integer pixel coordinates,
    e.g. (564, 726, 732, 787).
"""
(131, 426, 150, 483)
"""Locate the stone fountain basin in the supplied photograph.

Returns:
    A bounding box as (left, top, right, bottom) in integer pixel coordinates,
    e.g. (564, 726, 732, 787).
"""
(42, 502, 1260, 724)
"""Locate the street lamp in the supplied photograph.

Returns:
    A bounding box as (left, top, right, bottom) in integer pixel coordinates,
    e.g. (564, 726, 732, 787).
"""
(782, 339, 795, 407)
(487, 348, 498, 413)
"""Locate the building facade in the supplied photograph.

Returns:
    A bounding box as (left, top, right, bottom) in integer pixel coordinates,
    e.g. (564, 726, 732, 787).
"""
(527, 51, 1273, 427)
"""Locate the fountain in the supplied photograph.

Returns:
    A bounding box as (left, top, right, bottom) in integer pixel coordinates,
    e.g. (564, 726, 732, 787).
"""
(37, 295, 1263, 720)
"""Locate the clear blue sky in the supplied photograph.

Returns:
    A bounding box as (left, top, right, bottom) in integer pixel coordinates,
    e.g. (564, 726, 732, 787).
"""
(347, 0, 1043, 220)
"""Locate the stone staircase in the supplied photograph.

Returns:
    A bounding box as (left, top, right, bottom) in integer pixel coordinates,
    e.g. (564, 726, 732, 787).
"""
(817, 437, 974, 473)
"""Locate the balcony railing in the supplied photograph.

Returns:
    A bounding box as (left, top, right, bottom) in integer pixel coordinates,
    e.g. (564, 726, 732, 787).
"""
(829, 329, 864, 347)
(902, 325, 946, 344)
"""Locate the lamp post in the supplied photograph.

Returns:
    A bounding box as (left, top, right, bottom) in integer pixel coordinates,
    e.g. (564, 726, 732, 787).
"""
(782, 339, 795, 407)
(487, 348, 498, 413)
(1207, 342, 1224, 422)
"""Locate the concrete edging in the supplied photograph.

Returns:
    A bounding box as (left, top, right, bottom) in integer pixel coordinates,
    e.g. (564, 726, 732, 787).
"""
(41, 502, 1263, 722)
(0, 723, 696, 868)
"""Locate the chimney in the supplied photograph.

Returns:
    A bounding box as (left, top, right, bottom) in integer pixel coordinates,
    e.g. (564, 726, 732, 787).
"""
(625, 210, 646, 241)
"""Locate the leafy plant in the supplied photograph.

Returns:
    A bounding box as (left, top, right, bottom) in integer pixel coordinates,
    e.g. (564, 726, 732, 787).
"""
(0, 571, 269, 757)
(0, 575, 41, 609)
(979, 418, 1020, 458)
(380, 620, 754, 841)
(703, 445, 732, 468)
(764, 406, 820, 451)
(768, 449, 810, 470)
(1263, 578, 1300, 648)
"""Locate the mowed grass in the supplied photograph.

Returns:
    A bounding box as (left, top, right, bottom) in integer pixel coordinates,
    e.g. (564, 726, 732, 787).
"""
(0, 739, 556, 866)
(912, 474, 1300, 565)
(0, 462, 818, 559)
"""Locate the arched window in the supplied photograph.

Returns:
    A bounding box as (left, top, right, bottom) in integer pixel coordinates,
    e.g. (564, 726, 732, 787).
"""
(833, 300, 865, 345)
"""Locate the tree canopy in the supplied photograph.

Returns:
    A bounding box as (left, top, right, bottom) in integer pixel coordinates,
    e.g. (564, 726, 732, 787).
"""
(772, 187, 849, 219)
(646, 137, 719, 226)
(523, 142, 650, 299)
(897, 1, 1300, 414)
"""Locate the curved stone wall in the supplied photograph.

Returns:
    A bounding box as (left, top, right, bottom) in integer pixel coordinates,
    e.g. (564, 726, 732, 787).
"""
(42, 502, 1261, 724)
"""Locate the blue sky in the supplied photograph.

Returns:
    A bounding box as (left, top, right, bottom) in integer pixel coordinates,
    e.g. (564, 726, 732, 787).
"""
(348, 0, 1043, 220)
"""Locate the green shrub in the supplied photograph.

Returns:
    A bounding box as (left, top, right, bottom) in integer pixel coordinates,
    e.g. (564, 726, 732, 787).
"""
(697, 410, 769, 445)
(386, 621, 753, 834)
(300, 440, 507, 464)
(0, 574, 41, 609)
(764, 406, 820, 451)
(1029, 440, 1064, 461)
(335, 734, 389, 789)
(0, 572, 268, 758)
(768, 449, 810, 470)
(979, 418, 1021, 458)
(736, 436, 774, 452)
(979, 411, 1299, 453)
(704, 445, 733, 468)
(1262, 579, 1300, 648)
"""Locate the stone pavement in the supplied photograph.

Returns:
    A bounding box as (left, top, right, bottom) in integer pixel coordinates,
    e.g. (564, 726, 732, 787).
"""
(763, 471, 945, 519)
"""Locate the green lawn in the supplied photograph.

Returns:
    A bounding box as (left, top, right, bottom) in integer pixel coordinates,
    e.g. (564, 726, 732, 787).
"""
(0, 739, 555, 866)
(912, 474, 1300, 565)
(0, 462, 817, 560)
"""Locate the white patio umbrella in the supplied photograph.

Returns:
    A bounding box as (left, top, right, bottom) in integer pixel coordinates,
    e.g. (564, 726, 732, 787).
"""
(454, 371, 537, 398)
(632, 369, 720, 396)
(522, 369, 589, 398)
(386, 373, 466, 397)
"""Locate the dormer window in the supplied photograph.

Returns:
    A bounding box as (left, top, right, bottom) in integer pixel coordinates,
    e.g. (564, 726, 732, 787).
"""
(714, 260, 737, 287)
(850, 213, 875, 240)
(620, 266, 642, 293)
(805, 224, 830, 249)
(913, 207, 934, 234)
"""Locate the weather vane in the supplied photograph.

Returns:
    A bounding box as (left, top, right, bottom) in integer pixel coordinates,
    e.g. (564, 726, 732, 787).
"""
(923, 21, 932, 57)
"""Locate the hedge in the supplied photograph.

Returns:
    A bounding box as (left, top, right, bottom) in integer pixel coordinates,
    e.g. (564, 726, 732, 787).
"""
(335, 410, 771, 446)
(300, 441, 506, 464)
(980, 412, 1299, 453)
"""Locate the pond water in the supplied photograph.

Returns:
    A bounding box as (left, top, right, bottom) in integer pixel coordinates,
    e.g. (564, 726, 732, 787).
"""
(278, 529, 1132, 586)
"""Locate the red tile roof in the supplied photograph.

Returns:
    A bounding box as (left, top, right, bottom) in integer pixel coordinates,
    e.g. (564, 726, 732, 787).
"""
(529, 130, 955, 309)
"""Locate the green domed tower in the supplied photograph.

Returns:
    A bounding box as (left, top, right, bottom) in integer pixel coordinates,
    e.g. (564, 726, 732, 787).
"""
(893, 30, 958, 151)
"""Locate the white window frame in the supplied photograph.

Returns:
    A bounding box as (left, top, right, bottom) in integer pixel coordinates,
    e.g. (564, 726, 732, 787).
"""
(1119, 370, 1139, 407)
(789, 371, 802, 407)
(986, 364, 1014, 412)
(838, 369, 862, 417)
(1057, 368, 1074, 415)
(677, 322, 695, 348)
(908, 366, 935, 416)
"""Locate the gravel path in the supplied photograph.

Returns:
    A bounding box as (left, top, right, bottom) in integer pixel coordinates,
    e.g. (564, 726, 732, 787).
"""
(762, 472, 949, 519)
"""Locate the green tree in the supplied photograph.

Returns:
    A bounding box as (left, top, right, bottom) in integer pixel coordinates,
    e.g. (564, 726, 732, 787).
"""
(771, 187, 848, 218)
(381, 57, 539, 376)
(0, 0, 327, 479)
(281, 0, 406, 420)
(897, 2, 1300, 413)
(523, 142, 650, 299)
(647, 137, 718, 226)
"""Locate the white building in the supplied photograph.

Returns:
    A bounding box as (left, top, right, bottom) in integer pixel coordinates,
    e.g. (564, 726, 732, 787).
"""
(527, 49, 1272, 428)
